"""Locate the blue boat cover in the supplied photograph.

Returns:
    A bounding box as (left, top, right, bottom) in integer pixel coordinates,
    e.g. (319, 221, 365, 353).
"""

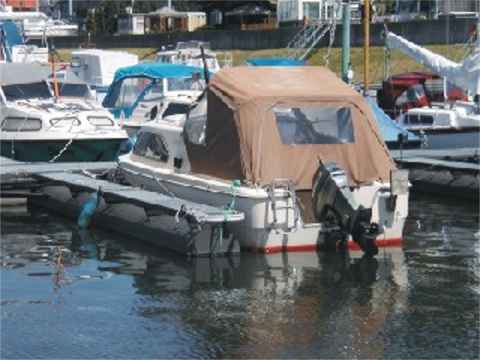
(246, 57, 306, 67)
(103, 63, 205, 118)
(365, 97, 419, 143)
(0, 20, 24, 62)
(111, 63, 205, 84)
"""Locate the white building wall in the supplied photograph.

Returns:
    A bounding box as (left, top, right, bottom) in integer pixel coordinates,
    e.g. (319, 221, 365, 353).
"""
(277, 0, 343, 24)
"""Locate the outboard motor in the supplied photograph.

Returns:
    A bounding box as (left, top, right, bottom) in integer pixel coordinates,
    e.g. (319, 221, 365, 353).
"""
(312, 161, 380, 256)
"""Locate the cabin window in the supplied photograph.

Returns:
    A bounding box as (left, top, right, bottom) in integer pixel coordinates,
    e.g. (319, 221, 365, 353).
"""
(88, 116, 114, 126)
(419, 115, 434, 125)
(167, 77, 195, 91)
(405, 114, 417, 124)
(50, 117, 80, 127)
(273, 106, 354, 145)
(1, 117, 41, 131)
(54, 83, 90, 98)
(133, 132, 169, 162)
(162, 102, 190, 118)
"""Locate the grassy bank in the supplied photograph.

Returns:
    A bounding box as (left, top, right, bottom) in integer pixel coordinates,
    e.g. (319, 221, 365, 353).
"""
(57, 44, 468, 84)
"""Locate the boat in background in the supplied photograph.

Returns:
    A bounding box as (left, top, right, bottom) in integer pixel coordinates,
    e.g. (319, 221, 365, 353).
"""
(384, 30, 480, 149)
(0, 20, 48, 64)
(396, 102, 480, 149)
(118, 66, 409, 256)
(0, 63, 128, 162)
(70, 49, 139, 102)
(155, 40, 231, 72)
(102, 63, 205, 136)
(0, 8, 77, 38)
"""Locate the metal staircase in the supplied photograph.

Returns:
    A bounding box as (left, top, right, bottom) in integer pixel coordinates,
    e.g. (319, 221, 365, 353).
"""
(286, 21, 332, 61)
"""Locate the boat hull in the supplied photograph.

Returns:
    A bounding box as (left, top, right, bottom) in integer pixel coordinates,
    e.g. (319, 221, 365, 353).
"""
(1, 138, 125, 162)
(119, 163, 408, 253)
(409, 127, 480, 150)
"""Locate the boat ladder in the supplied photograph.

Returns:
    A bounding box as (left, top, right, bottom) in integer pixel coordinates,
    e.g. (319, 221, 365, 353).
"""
(266, 179, 300, 231)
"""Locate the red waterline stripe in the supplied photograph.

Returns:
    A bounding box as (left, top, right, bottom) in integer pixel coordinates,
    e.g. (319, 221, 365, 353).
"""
(256, 238, 403, 254)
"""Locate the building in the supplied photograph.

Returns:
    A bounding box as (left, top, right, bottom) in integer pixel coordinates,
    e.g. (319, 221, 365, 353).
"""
(395, 0, 479, 18)
(118, 7, 207, 35)
(277, 0, 361, 25)
(6, 0, 38, 11)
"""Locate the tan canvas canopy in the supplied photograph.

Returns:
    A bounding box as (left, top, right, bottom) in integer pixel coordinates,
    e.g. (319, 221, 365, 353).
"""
(186, 66, 395, 190)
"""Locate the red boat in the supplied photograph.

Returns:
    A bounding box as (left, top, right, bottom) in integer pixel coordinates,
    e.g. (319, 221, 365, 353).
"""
(377, 72, 467, 118)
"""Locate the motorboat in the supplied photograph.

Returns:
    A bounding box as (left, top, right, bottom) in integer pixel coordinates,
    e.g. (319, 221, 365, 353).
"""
(102, 63, 205, 136)
(70, 49, 139, 102)
(0, 63, 128, 162)
(396, 102, 480, 149)
(118, 66, 409, 255)
(155, 41, 228, 72)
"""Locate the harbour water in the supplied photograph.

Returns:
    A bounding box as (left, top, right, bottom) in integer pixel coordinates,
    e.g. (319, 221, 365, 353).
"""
(1, 193, 478, 359)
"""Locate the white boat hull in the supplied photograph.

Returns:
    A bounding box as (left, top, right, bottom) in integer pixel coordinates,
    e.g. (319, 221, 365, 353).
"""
(119, 159, 408, 253)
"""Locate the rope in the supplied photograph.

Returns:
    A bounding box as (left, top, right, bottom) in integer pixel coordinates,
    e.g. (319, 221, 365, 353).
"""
(48, 137, 74, 163)
(7, 114, 31, 159)
(48, 117, 78, 163)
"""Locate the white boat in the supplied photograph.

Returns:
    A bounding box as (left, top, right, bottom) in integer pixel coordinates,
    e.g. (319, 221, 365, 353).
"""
(102, 63, 205, 136)
(118, 66, 409, 255)
(396, 102, 480, 149)
(0, 63, 128, 162)
(0, 10, 78, 38)
(70, 49, 139, 102)
(155, 41, 227, 73)
(385, 30, 480, 149)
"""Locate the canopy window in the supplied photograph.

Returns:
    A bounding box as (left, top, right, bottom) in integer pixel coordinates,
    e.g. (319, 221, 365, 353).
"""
(273, 106, 354, 145)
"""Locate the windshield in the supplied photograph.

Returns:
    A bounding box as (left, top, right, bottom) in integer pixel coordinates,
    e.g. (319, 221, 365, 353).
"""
(52, 83, 90, 98)
(166, 77, 194, 91)
(113, 77, 153, 108)
(2, 82, 51, 101)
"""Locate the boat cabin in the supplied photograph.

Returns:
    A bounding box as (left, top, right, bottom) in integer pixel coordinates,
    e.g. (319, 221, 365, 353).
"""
(102, 63, 206, 133)
(183, 66, 394, 189)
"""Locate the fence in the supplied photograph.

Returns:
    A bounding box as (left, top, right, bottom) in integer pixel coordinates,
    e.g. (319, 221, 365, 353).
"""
(44, 17, 477, 50)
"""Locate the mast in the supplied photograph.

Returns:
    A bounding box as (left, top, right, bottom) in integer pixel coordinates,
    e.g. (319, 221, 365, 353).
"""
(341, 1, 351, 83)
(363, 0, 369, 93)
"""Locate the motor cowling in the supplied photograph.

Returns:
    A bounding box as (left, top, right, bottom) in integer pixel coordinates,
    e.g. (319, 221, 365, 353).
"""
(312, 161, 380, 256)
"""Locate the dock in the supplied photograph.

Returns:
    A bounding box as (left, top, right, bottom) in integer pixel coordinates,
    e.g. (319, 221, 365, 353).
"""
(390, 147, 479, 200)
(0, 157, 244, 256)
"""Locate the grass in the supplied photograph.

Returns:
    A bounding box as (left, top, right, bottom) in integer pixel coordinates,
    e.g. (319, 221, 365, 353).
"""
(57, 43, 469, 84)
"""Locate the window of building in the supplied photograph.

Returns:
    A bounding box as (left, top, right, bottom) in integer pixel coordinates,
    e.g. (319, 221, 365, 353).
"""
(303, 1, 320, 20)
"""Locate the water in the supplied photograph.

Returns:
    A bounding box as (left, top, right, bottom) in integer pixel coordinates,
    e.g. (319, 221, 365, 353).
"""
(1, 194, 479, 359)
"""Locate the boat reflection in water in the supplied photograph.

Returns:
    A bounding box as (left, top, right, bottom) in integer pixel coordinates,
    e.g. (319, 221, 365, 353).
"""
(96, 236, 408, 359)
